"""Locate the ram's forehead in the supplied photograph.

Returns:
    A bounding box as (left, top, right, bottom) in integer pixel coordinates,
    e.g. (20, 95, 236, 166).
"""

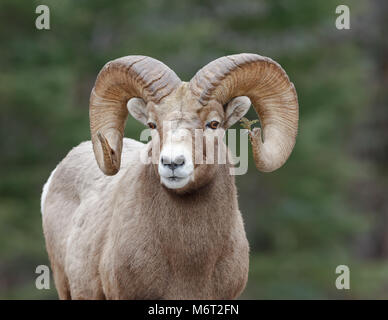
(155, 82, 223, 118)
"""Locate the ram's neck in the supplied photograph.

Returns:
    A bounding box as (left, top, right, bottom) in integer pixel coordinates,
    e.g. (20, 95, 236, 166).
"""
(118, 162, 239, 242)
(142, 163, 237, 219)
(111, 162, 240, 282)
(145, 163, 238, 269)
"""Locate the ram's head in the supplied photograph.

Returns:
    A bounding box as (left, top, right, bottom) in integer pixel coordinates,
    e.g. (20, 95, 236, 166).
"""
(89, 54, 298, 191)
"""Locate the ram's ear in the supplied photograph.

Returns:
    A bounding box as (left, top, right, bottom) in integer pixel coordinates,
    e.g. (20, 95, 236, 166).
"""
(127, 98, 148, 125)
(223, 96, 251, 129)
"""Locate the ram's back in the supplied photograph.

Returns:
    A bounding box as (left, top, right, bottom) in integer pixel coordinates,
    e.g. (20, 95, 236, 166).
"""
(41, 138, 144, 281)
(41, 138, 144, 214)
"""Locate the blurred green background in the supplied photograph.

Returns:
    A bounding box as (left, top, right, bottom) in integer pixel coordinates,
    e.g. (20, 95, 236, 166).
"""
(0, 0, 387, 299)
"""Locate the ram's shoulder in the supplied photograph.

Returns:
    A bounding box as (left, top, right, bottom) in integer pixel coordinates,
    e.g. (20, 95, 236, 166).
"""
(45, 138, 145, 186)
(65, 138, 144, 161)
(64, 138, 146, 171)
(122, 138, 145, 150)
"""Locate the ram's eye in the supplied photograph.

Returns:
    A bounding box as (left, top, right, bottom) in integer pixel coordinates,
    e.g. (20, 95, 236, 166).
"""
(147, 122, 157, 129)
(206, 121, 219, 130)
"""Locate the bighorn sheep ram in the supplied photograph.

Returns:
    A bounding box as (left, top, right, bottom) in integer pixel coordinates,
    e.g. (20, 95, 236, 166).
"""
(41, 53, 298, 299)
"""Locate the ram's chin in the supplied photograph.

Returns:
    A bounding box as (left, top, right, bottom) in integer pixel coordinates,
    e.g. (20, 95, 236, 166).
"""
(160, 176, 191, 190)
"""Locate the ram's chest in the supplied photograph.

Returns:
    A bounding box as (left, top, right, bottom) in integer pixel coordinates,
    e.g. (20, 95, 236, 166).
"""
(104, 231, 233, 299)
(98, 177, 246, 299)
(100, 204, 233, 299)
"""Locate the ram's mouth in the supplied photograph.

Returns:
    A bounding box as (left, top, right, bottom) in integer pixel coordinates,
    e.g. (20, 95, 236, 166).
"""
(160, 174, 191, 189)
(167, 176, 183, 182)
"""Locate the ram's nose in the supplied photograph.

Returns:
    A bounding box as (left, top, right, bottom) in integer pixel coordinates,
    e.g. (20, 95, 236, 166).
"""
(160, 154, 186, 171)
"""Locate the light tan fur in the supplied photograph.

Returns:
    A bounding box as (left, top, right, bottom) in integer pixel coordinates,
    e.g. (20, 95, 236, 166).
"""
(42, 54, 298, 300)
(42, 85, 250, 300)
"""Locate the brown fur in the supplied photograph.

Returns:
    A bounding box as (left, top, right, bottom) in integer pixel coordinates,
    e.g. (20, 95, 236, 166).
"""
(42, 85, 250, 299)
(42, 53, 298, 299)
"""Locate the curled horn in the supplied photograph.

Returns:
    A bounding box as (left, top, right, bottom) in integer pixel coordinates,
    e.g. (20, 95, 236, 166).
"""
(189, 53, 298, 172)
(89, 56, 181, 175)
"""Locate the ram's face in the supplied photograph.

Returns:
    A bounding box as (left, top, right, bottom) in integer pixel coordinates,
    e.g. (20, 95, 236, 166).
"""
(127, 84, 251, 191)
(90, 55, 299, 186)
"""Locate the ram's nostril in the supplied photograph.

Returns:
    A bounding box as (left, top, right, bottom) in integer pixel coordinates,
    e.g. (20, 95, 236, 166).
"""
(161, 156, 173, 166)
(174, 155, 185, 166)
(161, 155, 186, 170)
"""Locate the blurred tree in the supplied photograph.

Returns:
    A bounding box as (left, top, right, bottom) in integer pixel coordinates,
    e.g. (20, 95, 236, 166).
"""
(0, 0, 387, 299)
(350, 0, 388, 260)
